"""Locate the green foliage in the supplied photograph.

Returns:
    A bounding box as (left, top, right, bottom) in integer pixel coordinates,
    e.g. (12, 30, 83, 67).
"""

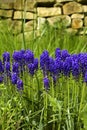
(0, 17, 87, 130)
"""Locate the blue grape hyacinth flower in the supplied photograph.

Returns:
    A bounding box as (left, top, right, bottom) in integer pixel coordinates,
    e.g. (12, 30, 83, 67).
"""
(55, 48, 61, 59)
(55, 57, 63, 76)
(33, 58, 38, 70)
(24, 50, 34, 64)
(84, 71, 87, 83)
(79, 54, 87, 77)
(28, 63, 35, 76)
(83, 71, 87, 85)
(40, 50, 49, 76)
(17, 79, 23, 91)
(0, 60, 4, 73)
(0, 76, 3, 83)
(43, 77, 50, 90)
(61, 50, 70, 61)
(12, 51, 23, 62)
(28, 58, 38, 76)
(72, 60, 80, 79)
(2, 52, 10, 63)
(48, 57, 55, 74)
(12, 62, 19, 75)
(4, 61, 11, 78)
(63, 57, 72, 77)
(5, 62, 10, 72)
(11, 73, 18, 85)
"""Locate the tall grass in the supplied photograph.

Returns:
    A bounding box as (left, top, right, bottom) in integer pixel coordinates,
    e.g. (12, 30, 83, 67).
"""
(0, 13, 87, 130)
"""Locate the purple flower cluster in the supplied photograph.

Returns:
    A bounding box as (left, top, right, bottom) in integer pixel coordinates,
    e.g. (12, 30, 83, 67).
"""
(1, 48, 87, 91)
(40, 48, 87, 89)
(0, 50, 38, 91)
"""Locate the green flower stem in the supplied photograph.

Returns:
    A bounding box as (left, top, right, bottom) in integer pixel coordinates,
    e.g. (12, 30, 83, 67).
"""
(67, 78, 72, 130)
(31, 76, 34, 112)
(21, 0, 26, 49)
(35, 73, 40, 102)
(78, 83, 86, 124)
(44, 91, 48, 129)
(51, 78, 55, 130)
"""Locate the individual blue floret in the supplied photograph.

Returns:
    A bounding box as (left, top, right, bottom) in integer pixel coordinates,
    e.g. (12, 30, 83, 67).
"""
(11, 72, 18, 85)
(33, 58, 38, 70)
(0, 60, 4, 73)
(12, 51, 23, 62)
(43, 77, 50, 90)
(40, 50, 49, 77)
(63, 57, 72, 77)
(72, 60, 80, 79)
(24, 50, 34, 64)
(17, 79, 23, 90)
(61, 50, 70, 61)
(55, 48, 61, 59)
(28, 63, 35, 76)
(2, 52, 10, 62)
(12, 62, 19, 75)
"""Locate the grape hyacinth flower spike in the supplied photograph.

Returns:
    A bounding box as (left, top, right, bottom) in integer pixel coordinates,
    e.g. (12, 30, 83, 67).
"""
(11, 73, 18, 85)
(17, 79, 23, 91)
(40, 50, 49, 77)
(4, 61, 11, 78)
(12, 62, 19, 75)
(12, 51, 23, 62)
(0, 76, 3, 83)
(61, 50, 70, 61)
(28, 63, 35, 76)
(0, 60, 4, 73)
(43, 77, 50, 90)
(72, 59, 80, 80)
(84, 71, 87, 85)
(63, 57, 72, 77)
(5, 62, 10, 72)
(34, 58, 38, 71)
(2, 52, 10, 63)
(24, 50, 34, 64)
(55, 48, 61, 59)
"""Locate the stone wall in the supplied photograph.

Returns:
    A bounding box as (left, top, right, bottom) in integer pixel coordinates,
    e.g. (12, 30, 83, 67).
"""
(0, 0, 87, 37)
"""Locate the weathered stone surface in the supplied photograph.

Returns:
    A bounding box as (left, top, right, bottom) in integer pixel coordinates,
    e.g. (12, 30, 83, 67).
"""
(35, 0, 54, 2)
(82, 6, 87, 12)
(84, 17, 87, 26)
(54, 3, 63, 7)
(47, 15, 71, 27)
(0, 19, 12, 29)
(63, 2, 82, 15)
(76, 0, 87, 4)
(17, 31, 35, 42)
(0, 0, 87, 35)
(0, 19, 22, 34)
(71, 14, 84, 19)
(24, 20, 37, 32)
(65, 28, 78, 34)
(37, 17, 46, 29)
(56, 0, 73, 2)
(0, 3, 14, 9)
(37, 7, 61, 17)
(11, 20, 22, 34)
(13, 11, 36, 20)
(72, 18, 83, 29)
(13, 0, 35, 12)
(0, 0, 16, 3)
(0, 10, 12, 17)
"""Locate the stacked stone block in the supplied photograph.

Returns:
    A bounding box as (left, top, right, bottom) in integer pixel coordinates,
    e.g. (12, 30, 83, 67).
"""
(0, 0, 87, 36)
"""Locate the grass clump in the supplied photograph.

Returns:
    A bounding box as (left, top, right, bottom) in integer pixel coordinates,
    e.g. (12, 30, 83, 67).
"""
(0, 19, 87, 130)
